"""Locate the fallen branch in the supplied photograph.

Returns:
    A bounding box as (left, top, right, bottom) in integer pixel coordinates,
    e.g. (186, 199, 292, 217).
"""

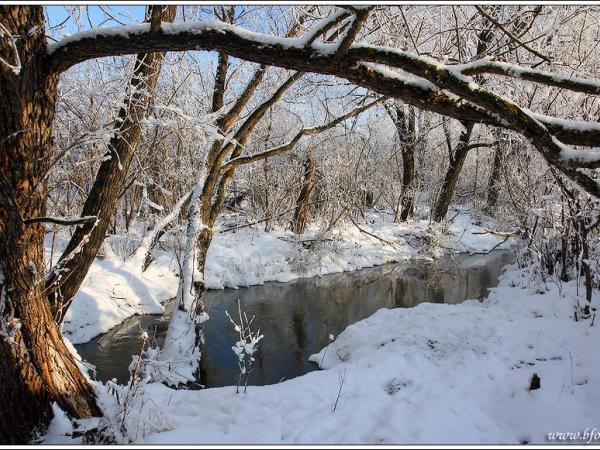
(347, 214, 399, 250)
(218, 200, 325, 234)
(472, 228, 520, 237)
(469, 228, 520, 255)
(468, 235, 513, 256)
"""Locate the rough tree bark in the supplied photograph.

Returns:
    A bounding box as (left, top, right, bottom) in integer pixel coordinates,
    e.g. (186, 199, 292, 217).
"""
(291, 152, 317, 234)
(0, 6, 101, 443)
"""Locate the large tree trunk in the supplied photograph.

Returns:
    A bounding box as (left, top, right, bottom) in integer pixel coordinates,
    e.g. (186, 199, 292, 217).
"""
(399, 124, 416, 221)
(431, 23, 494, 223)
(0, 6, 101, 443)
(45, 6, 177, 322)
(432, 121, 474, 222)
(291, 152, 317, 234)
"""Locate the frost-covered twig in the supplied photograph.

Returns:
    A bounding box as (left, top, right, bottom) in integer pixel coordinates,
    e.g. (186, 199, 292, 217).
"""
(318, 334, 335, 369)
(332, 368, 346, 413)
(226, 300, 263, 394)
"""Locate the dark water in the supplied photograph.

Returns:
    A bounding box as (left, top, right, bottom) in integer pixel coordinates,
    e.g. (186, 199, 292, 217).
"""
(76, 250, 515, 387)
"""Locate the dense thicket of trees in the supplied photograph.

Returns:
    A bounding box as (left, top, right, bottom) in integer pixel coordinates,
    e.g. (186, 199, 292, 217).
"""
(1, 4, 600, 443)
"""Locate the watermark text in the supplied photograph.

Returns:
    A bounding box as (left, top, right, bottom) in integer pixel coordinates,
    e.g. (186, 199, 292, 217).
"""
(547, 428, 600, 444)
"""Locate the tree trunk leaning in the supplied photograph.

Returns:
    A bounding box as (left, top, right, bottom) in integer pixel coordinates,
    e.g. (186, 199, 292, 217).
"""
(432, 121, 474, 222)
(45, 5, 177, 322)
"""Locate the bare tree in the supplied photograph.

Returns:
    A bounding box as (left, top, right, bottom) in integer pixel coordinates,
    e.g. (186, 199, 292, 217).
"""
(384, 101, 418, 221)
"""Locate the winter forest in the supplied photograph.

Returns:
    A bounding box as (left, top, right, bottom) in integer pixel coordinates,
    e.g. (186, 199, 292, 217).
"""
(1, 2, 600, 445)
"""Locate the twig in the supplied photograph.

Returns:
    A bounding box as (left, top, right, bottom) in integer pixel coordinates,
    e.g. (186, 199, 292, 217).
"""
(472, 228, 520, 237)
(332, 368, 346, 413)
(302, 9, 351, 47)
(475, 6, 551, 63)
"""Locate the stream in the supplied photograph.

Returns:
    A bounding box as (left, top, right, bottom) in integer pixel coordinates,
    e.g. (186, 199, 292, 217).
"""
(75, 250, 515, 387)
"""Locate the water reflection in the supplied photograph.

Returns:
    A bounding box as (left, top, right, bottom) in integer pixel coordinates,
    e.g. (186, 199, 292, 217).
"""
(76, 250, 515, 387)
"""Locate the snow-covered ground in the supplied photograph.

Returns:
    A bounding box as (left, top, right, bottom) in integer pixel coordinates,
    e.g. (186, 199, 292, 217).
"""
(62, 211, 515, 344)
(45, 263, 600, 445)
(60, 248, 177, 344)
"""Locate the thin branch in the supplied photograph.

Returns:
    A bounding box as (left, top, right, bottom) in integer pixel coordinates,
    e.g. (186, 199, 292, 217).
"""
(474, 6, 551, 63)
(400, 8, 420, 55)
(220, 97, 384, 171)
(462, 141, 499, 152)
(302, 9, 351, 47)
(472, 228, 520, 237)
(347, 214, 399, 250)
(468, 235, 512, 256)
(336, 7, 372, 55)
(220, 65, 267, 131)
(23, 215, 98, 226)
(219, 200, 325, 233)
(469, 229, 519, 255)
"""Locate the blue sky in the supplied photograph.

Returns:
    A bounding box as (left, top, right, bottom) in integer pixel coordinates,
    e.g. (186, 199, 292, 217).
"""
(45, 5, 149, 47)
(46, 5, 146, 33)
(44, 5, 292, 37)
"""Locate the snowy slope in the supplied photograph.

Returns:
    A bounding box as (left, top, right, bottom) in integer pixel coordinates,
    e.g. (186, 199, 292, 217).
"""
(61, 249, 178, 344)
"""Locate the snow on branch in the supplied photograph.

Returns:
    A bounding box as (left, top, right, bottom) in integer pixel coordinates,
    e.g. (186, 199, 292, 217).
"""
(456, 58, 600, 95)
(23, 215, 98, 226)
(335, 6, 372, 55)
(553, 138, 600, 170)
(46, 17, 600, 103)
(299, 9, 351, 48)
(44, 13, 600, 183)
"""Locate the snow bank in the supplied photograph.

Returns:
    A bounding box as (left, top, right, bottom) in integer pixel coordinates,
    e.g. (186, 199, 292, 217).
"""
(204, 211, 514, 289)
(62, 248, 178, 344)
(46, 263, 600, 444)
(61, 211, 515, 344)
